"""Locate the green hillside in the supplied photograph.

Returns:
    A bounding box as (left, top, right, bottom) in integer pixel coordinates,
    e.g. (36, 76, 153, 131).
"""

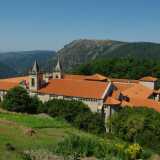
(0, 50, 55, 77)
(0, 62, 17, 78)
(106, 42, 160, 58)
(57, 39, 160, 71)
(0, 111, 154, 160)
(0, 113, 125, 160)
(73, 57, 160, 80)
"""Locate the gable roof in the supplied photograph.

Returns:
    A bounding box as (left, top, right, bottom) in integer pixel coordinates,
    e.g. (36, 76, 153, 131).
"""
(113, 82, 135, 92)
(140, 76, 158, 82)
(64, 74, 107, 81)
(121, 98, 160, 112)
(38, 79, 108, 99)
(111, 78, 139, 83)
(122, 84, 153, 99)
(64, 74, 89, 80)
(85, 74, 108, 81)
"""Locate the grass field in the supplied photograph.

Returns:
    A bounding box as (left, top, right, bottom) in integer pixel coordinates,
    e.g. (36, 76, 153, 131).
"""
(0, 112, 78, 160)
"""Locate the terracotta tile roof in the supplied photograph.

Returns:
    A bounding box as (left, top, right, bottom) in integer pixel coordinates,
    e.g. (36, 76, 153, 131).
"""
(111, 78, 139, 83)
(64, 74, 88, 80)
(0, 81, 18, 91)
(122, 84, 153, 99)
(121, 98, 160, 112)
(121, 100, 133, 106)
(111, 90, 121, 99)
(1, 76, 29, 83)
(140, 76, 158, 82)
(113, 82, 135, 92)
(38, 79, 108, 99)
(104, 97, 121, 105)
(64, 74, 107, 81)
(85, 74, 108, 81)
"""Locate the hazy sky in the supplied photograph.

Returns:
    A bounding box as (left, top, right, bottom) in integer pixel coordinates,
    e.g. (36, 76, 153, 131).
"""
(0, 0, 160, 51)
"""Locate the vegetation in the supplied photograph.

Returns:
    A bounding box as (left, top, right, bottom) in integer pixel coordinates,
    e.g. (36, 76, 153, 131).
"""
(38, 99, 106, 135)
(58, 39, 160, 72)
(74, 56, 160, 79)
(55, 134, 149, 160)
(0, 112, 69, 129)
(0, 50, 55, 77)
(0, 111, 152, 160)
(2, 88, 105, 135)
(110, 107, 160, 153)
(1, 40, 160, 77)
(2, 86, 41, 113)
(0, 111, 71, 160)
(1, 87, 160, 159)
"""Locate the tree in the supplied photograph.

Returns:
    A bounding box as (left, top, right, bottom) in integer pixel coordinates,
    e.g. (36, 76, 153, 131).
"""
(110, 107, 160, 153)
(74, 112, 106, 134)
(2, 86, 40, 113)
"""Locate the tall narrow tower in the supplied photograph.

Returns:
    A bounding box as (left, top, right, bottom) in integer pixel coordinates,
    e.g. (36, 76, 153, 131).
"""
(29, 60, 43, 91)
(53, 56, 63, 79)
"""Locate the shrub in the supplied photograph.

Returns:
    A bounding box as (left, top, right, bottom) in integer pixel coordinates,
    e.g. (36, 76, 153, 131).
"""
(55, 134, 147, 160)
(38, 99, 90, 123)
(2, 86, 42, 114)
(74, 112, 106, 135)
(110, 107, 160, 153)
(125, 143, 142, 160)
(38, 99, 106, 135)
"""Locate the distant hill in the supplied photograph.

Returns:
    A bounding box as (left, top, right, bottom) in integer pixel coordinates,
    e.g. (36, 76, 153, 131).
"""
(57, 39, 160, 71)
(1, 39, 160, 78)
(0, 50, 55, 77)
(0, 62, 17, 78)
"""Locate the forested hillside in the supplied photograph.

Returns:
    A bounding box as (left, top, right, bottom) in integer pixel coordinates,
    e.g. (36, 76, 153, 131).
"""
(0, 50, 55, 78)
(0, 62, 17, 78)
(73, 57, 160, 79)
(58, 39, 160, 71)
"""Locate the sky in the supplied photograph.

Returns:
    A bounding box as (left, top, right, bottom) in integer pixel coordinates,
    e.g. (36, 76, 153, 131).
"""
(0, 0, 160, 51)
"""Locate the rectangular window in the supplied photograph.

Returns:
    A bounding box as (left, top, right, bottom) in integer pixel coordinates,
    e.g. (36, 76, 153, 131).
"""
(31, 78, 35, 87)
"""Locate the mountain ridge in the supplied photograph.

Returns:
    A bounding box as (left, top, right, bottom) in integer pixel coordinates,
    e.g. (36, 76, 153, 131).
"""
(1, 39, 160, 78)
(57, 39, 160, 71)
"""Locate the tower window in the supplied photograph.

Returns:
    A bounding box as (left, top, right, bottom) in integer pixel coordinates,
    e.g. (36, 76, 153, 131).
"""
(31, 78, 35, 87)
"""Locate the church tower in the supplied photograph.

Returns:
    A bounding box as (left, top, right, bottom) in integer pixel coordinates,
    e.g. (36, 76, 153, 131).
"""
(53, 56, 63, 79)
(29, 60, 43, 91)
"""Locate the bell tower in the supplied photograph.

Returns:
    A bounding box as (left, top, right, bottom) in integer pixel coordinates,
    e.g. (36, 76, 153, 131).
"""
(53, 56, 63, 79)
(29, 60, 43, 91)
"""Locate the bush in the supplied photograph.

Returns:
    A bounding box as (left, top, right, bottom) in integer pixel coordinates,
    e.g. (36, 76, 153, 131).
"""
(74, 112, 106, 135)
(55, 134, 148, 160)
(110, 107, 160, 153)
(2, 86, 42, 114)
(125, 143, 142, 160)
(38, 99, 90, 122)
(38, 99, 106, 135)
